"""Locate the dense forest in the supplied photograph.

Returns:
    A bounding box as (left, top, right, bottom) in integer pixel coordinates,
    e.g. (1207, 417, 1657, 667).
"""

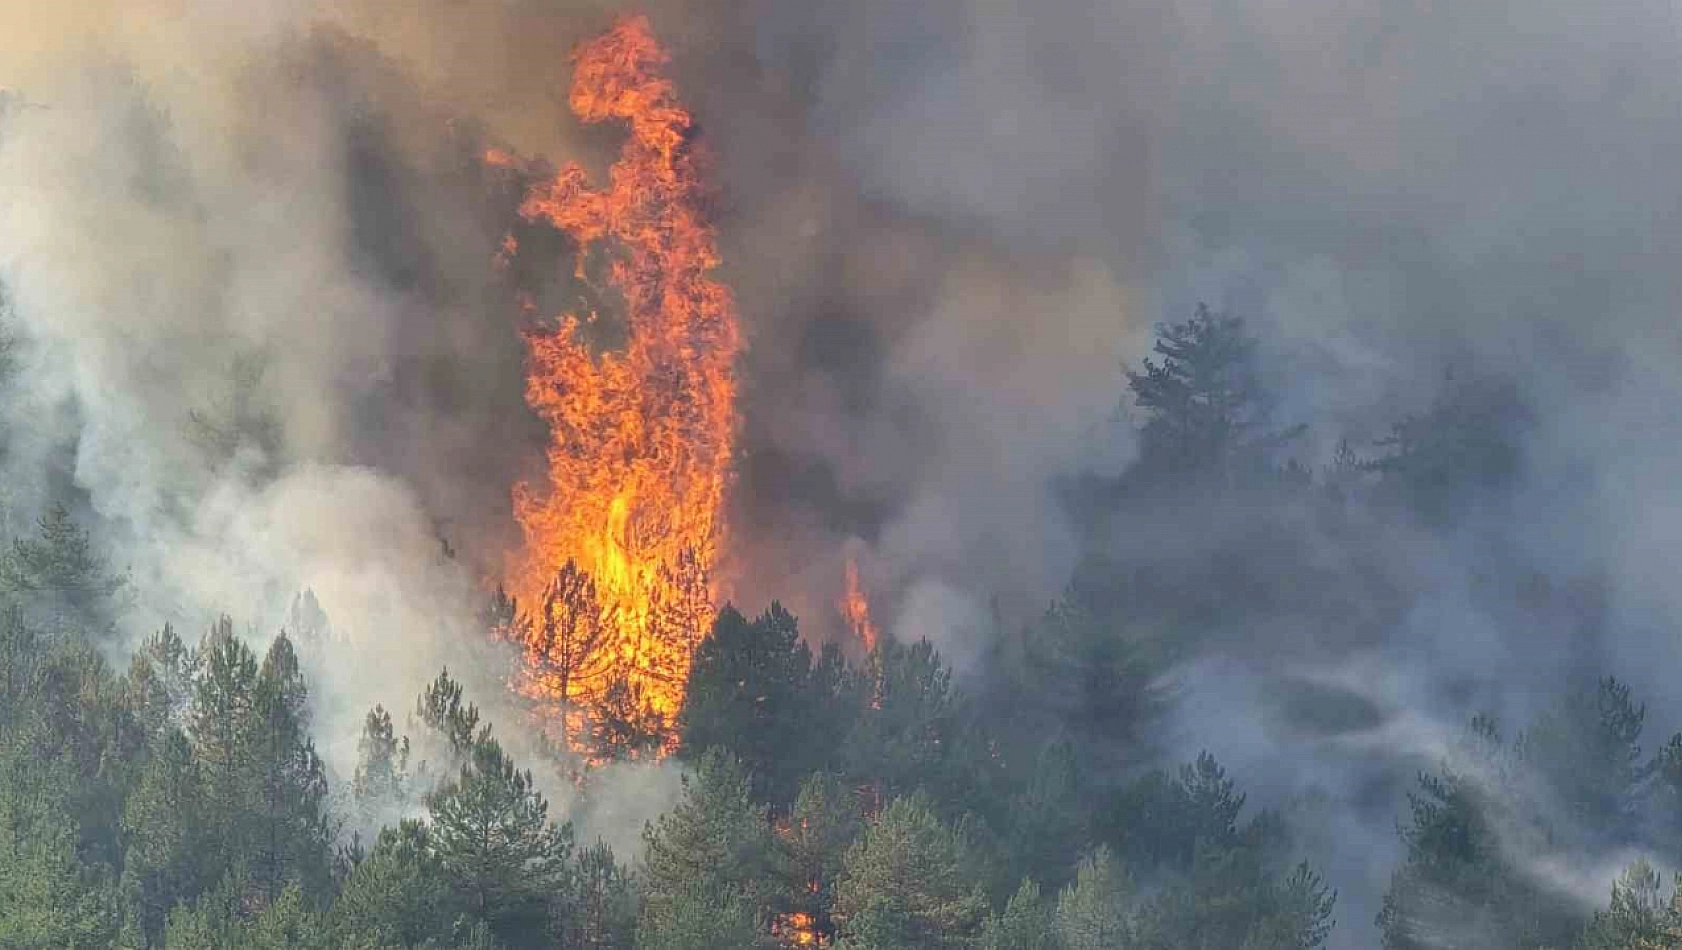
(1, 306, 1679, 950)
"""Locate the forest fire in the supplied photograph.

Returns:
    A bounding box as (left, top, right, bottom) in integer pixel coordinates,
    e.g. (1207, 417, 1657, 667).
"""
(774, 912, 821, 947)
(840, 557, 879, 654)
(494, 15, 739, 749)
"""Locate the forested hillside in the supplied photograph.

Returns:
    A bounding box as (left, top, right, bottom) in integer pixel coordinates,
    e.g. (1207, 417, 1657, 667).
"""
(0, 309, 1678, 949)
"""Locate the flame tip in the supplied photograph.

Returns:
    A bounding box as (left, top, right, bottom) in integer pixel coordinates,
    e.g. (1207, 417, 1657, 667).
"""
(498, 17, 737, 760)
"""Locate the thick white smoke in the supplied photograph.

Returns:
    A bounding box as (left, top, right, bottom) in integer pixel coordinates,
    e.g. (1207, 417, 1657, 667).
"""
(4, 3, 1682, 945)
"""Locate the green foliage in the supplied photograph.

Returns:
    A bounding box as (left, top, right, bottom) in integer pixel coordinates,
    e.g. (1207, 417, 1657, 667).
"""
(1107, 751, 1245, 876)
(1126, 305, 1301, 482)
(1002, 742, 1089, 894)
(1366, 374, 1529, 523)
(352, 704, 411, 819)
(784, 771, 865, 942)
(286, 591, 331, 654)
(125, 625, 197, 738)
(1246, 862, 1338, 950)
(0, 608, 42, 724)
(832, 793, 989, 950)
(1054, 846, 1132, 950)
(1377, 716, 1575, 950)
(164, 875, 342, 950)
(554, 840, 638, 950)
(0, 504, 126, 636)
(190, 618, 260, 813)
(1579, 861, 1682, 950)
(0, 549, 1367, 950)
(0, 782, 117, 948)
(636, 880, 759, 950)
(414, 668, 481, 765)
(0, 316, 1588, 950)
(638, 750, 781, 949)
(426, 731, 574, 946)
(173, 621, 333, 917)
(1648, 732, 1682, 852)
(680, 603, 819, 806)
(249, 633, 333, 900)
(1007, 596, 1165, 765)
(121, 728, 206, 947)
(842, 638, 959, 806)
(329, 820, 450, 948)
(980, 879, 1053, 950)
(1098, 753, 1337, 950)
(1522, 676, 1645, 846)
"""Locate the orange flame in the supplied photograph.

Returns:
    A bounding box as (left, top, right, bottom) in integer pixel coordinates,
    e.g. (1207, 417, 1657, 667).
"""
(840, 557, 879, 654)
(774, 912, 822, 946)
(497, 15, 738, 748)
(483, 146, 520, 169)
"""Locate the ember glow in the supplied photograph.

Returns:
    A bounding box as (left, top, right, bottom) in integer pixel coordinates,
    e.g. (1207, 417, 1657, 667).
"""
(496, 15, 740, 747)
(775, 912, 821, 947)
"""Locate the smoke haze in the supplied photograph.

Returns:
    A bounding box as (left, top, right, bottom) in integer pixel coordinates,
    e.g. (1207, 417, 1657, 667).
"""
(1, 1, 1680, 944)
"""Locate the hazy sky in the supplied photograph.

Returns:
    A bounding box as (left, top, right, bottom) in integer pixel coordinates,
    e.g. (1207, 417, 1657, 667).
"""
(0, 2, 1679, 942)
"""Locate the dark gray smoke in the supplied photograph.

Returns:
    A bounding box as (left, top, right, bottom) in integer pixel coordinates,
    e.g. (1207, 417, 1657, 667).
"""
(0, 1, 1679, 943)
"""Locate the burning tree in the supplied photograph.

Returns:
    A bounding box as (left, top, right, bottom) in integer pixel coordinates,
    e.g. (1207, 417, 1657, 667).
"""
(520, 561, 616, 711)
(492, 15, 741, 752)
(839, 557, 879, 655)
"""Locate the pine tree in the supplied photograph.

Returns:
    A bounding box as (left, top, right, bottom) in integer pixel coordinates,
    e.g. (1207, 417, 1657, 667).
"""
(644, 547, 714, 699)
(841, 639, 958, 808)
(1106, 752, 1244, 876)
(12, 630, 140, 870)
(0, 607, 40, 729)
(637, 879, 760, 950)
(351, 705, 410, 815)
(981, 879, 1054, 950)
(165, 874, 340, 950)
(248, 633, 333, 902)
(1367, 373, 1528, 523)
(413, 668, 481, 764)
(523, 561, 613, 709)
(0, 503, 126, 637)
(783, 771, 864, 944)
(554, 840, 638, 950)
(1241, 862, 1337, 950)
(120, 728, 206, 948)
(1011, 596, 1164, 767)
(1126, 305, 1300, 483)
(0, 771, 117, 947)
(190, 618, 259, 827)
(426, 731, 574, 947)
(286, 590, 331, 656)
(125, 625, 196, 739)
(680, 604, 815, 806)
(243, 883, 334, 949)
(1648, 732, 1682, 853)
(1581, 861, 1682, 950)
(831, 793, 989, 950)
(1523, 675, 1645, 848)
(638, 750, 782, 949)
(183, 622, 334, 909)
(1054, 846, 1132, 950)
(585, 675, 667, 762)
(1004, 741, 1089, 893)
(329, 819, 451, 948)
(1377, 717, 1569, 950)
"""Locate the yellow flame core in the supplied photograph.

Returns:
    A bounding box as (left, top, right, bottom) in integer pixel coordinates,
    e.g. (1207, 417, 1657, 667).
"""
(495, 15, 738, 748)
